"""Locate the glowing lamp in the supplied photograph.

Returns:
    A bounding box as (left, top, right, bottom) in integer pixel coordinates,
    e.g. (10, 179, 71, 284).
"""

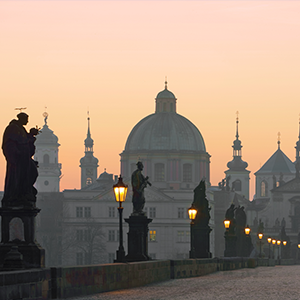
(244, 225, 251, 235)
(283, 241, 287, 246)
(113, 175, 128, 203)
(277, 240, 281, 246)
(272, 239, 276, 245)
(258, 233, 263, 240)
(188, 206, 197, 221)
(267, 237, 272, 244)
(224, 220, 230, 229)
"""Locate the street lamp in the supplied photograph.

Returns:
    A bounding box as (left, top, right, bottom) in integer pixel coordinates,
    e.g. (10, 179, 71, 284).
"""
(272, 239, 276, 259)
(277, 240, 281, 261)
(298, 244, 300, 260)
(267, 237, 272, 259)
(244, 225, 251, 235)
(224, 219, 230, 230)
(188, 205, 197, 258)
(113, 175, 128, 263)
(258, 233, 263, 258)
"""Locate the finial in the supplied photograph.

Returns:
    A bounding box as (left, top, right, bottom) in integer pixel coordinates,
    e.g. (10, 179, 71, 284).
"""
(104, 168, 106, 172)
(165, 76, 167, 90)
(278, 132, 281, 149)
(42, 107, 48, 125)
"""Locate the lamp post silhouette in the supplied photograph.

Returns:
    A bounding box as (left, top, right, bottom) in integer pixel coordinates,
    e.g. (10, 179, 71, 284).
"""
(258, 233, 263, 258)
(272, 239, 276, 259)
(188, 205, 197, 258)
(267, 237, 272, 259)
(113, 175, 128, 263)
(298, 244, 300, 260)
(277, 240, 281, 261)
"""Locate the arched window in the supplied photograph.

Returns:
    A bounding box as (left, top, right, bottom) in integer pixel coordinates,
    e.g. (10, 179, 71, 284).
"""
(154, 163, 165, 181)
(43, 154, 50, 164)
(183, 164, 192, 182)
(234, 179, 242, 191)
(260, 181, 268, 197)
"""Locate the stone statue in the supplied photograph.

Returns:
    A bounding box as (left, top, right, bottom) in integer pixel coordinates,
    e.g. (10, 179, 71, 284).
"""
(281, 217, 286, 228)
(192, 180, 210, 227)
(235, 206, 246, 229)
(1, 113, 39, 208)
(225, 203, 236, 234)
(131, 161, 151, 216)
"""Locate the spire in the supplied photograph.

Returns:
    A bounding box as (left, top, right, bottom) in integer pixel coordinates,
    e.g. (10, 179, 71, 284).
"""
(232, 111, 242, 157)
(165, 76, 168, 90)
(235, 111, 239, 140)
(84, 111, 94, 152)
(277, 132, 281, 150)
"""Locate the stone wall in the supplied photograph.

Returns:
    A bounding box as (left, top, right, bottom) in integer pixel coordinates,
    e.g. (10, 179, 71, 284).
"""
(0, 258, 275, 300)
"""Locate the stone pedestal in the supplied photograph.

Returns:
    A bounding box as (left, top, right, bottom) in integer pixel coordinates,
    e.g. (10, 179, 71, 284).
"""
(224, 231, 237, 257)
(0, 207, 45, 269)
(192, 225, 212, 258)
(125, 215, 152, 262)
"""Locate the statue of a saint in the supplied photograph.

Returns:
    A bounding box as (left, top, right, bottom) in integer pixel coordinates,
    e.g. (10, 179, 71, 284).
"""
(1, 113, 39, 208)
(131, 161, 151, 216)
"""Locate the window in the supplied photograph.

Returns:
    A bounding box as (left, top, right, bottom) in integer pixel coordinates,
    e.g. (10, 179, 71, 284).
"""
(154, 163, 165, 182)
(84, 229, 91, 242)
(177, 208, 185, 219)
(43, 154, 50, 164)
(108, 230, 115, 242)
(149, 207, 156, 218)
(108, 253, 115, 263)
(234, 179, 242, 191)
(170, 103, 173, 112)
(84, 207, 91, 218)
(76, 253, 83, 265)
(261, 181, 267, 197)
(86, 178, 92, 185)
(149, 230, 156, 242)
(177, 231, 190, 243)
(109, 207, 116, 218)
(76, 207, 83, 218)
(76, 229, 83, 241)
(183, 164, 192, 182)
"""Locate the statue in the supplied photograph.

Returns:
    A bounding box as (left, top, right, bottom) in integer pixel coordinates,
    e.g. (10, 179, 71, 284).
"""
(131, 161, 151, 216)
(225, 203, 236, 234)
(226, 175, 231, 191)
(192, 180, 210, 227)
(1, 113, 39, 208)
(235, 206, 246, 229)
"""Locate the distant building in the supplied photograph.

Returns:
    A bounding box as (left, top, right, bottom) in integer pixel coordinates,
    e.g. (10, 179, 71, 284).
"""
(34, 112, 62, 192)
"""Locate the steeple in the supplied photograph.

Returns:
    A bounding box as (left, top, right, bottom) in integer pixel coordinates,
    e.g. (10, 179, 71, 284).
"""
(155, 79, 177, 113)
(84, 112, 94, 152)
(232, 111, 242, 157)
(80, 113, 99, 188)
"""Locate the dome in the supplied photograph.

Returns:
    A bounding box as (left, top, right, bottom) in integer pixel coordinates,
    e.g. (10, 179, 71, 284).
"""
(124, 112, 206, 152)
(156, 88, 176, 99)
(36, 124, 59, 145)
(227, 156, 248, 171)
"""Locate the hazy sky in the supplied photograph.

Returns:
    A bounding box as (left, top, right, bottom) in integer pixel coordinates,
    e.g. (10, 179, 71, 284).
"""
(1, 1, 300, 199)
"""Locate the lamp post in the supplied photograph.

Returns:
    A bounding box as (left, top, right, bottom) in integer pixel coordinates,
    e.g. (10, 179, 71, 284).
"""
(244, 225, 251, 257)
(188, 205, 197, 259)
(258, 233, 263, 258)
(272, 239, 276, 259)
(267, 237, 272, 259)
(277, 240, 281, 262)
(298, 244, 300, 260)
(113, 175, 128, 263)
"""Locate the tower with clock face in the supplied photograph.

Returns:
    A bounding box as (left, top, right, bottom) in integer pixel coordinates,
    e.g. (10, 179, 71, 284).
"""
(80, 115, 99, 188)
(34, 112, 62, 192)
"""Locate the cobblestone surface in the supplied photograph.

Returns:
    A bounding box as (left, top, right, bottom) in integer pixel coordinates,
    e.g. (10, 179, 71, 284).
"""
(69, 266, 300, 300)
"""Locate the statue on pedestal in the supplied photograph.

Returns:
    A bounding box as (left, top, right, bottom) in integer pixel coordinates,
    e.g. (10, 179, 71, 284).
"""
(131, 161, 151, 216)
(1, 112, 39, 208)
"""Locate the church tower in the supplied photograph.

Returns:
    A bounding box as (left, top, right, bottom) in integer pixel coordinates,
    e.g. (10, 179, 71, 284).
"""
(225, 112, 250, 199)
(35, 112, 62, 192)
(80, 114, 99, 188)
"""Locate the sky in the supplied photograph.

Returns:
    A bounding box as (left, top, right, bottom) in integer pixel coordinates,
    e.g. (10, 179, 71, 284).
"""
(0, 1, 300, 200)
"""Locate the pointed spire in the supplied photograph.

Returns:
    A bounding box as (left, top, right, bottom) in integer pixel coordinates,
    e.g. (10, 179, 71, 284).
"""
(235, 111, 239, 140)
(84, 111, 94, 152)
(165, 76, 168, 90)
(277, 132, 281, 150)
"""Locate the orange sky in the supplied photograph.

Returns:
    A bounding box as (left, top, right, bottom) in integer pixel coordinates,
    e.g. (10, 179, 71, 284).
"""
(1, 1, 300, 200)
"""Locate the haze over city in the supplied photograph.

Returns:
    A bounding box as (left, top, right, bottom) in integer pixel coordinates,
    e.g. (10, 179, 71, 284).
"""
(1, 1, 300, 200)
